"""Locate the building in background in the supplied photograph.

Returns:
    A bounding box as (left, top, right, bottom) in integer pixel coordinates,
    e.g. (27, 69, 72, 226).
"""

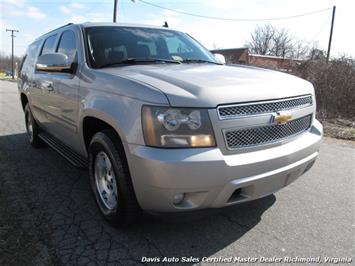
(211, 48, 302, 72)
(210, 48, 249, 64)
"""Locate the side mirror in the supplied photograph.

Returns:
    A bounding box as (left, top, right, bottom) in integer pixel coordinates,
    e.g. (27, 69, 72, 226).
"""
(213, 53, 226, 64)
(36, 53, 74, 73)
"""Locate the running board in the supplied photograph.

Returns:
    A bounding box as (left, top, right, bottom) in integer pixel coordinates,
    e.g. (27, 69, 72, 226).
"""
(38, 132, 88, 168)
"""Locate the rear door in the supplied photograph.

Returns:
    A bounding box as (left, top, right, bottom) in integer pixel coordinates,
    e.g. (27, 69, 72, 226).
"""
(32, 34, 58, 129)
(19, 40, 42, 120)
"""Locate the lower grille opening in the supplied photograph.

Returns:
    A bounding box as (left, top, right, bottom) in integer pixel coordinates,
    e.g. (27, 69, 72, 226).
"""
(225, 115, 312, 149)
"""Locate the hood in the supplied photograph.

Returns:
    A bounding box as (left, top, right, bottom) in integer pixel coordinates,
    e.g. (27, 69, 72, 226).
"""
(99, 64, 314, 107)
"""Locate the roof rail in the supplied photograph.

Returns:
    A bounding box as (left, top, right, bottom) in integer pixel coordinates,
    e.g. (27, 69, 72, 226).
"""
(46, 22, 73, 34)
(36, 23, 73, 40)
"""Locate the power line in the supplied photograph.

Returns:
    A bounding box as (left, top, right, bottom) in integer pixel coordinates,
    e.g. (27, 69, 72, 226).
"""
(310, 14, 332, 43)
(136, 0, 331, 22)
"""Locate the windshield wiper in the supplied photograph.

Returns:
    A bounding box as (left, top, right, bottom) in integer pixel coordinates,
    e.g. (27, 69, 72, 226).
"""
(182, 58, 222, 65)
(100, 58, 181, 68)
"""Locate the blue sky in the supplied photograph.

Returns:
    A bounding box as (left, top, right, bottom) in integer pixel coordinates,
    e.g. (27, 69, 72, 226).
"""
(1, 0, 354, 57)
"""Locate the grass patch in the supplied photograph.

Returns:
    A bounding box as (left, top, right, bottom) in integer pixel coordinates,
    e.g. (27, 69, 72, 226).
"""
(0, 72, 17, 81)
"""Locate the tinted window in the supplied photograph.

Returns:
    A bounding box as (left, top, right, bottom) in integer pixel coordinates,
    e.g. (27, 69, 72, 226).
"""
(57, 31, 77, 62)
(41, 35, 57, 55)
(85, 27, 218, 68)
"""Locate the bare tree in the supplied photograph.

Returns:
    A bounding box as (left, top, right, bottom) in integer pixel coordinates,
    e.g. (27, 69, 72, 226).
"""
(292, 41, 311, 59)
(247, 24, 275, 55)
(0, 52, 22, 72)
(272, 28, 294, 58)
(247, 24, 311, 59)
(308, 48, 326, 60)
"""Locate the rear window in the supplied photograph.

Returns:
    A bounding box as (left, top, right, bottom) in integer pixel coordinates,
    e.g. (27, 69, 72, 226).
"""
(41, 35, 57, 55)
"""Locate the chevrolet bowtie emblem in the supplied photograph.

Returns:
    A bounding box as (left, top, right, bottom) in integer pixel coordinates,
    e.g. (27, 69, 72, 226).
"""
(272, 111, 292, 124)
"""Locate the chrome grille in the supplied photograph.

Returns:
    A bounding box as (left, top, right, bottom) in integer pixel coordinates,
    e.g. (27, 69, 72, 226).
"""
(225, 115, 312, 149)
(218, 95, 312, 120)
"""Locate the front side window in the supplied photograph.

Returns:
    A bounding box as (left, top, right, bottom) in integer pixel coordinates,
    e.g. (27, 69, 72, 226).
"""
(41, 35, 57, 55)
(85, 26, 218, 68)
(57, 30, 77, 62)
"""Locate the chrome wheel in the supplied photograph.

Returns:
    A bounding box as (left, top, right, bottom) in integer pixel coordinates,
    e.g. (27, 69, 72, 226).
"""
(94, 151, 118, 211)
(26, 113, 33, 142)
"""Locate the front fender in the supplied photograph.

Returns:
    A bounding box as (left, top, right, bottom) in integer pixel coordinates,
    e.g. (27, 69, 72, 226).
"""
(79, 93, 151, 157)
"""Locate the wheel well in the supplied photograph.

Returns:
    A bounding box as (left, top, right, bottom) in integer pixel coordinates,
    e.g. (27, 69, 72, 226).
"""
(83, 117, 122, 150)
(21, 93, 28, 111)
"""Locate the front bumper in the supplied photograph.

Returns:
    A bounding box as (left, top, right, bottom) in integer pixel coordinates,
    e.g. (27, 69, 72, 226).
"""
(126, 120, 322, 212)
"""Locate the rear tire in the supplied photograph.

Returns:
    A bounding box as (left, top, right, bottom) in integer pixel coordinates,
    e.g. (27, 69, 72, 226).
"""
(24, 104, 44, 148)
(88, 129, 141, 226)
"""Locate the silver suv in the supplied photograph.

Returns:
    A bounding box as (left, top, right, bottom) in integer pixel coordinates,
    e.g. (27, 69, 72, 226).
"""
(19, 22, 323, 225)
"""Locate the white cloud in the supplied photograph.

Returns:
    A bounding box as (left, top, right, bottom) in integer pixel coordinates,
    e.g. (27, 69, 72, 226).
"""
(2, 4, 47, 20)
(9, 9, 24, 17)
(1, 20, 18, 55)
(60, 6, 71, 14)
(0, 20, 15, 31)
(68, 12, 112, 23)
(27, 6, 46, 20)
(70, 3, 84, 9)
(88, 12, 112, 22)
(1, 0, 26, 8)
(70, 15, 86, 23)
(60, 2, 85, 14)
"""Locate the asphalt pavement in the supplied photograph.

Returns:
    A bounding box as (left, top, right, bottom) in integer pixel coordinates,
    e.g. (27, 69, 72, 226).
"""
(0, 80, 354, 266)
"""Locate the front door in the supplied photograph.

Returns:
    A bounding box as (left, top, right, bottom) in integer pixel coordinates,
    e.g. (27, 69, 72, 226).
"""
(46, 30, 81, 150)
(34, 30, 81, 151)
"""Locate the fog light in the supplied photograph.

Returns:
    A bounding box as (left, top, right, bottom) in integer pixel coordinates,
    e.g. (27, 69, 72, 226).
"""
(173, 193, 185, 205)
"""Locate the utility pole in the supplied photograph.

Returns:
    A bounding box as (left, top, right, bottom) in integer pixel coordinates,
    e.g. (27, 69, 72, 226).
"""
(6, 29, 19, 79)
(326, 6, 336, 63)
(113, 0, 118, 22)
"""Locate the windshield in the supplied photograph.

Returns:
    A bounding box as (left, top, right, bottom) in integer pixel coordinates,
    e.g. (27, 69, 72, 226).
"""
(85, 26, 219, 68)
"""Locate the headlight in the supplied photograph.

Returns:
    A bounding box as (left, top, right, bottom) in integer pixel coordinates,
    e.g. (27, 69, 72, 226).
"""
(142, 106, 216, 148)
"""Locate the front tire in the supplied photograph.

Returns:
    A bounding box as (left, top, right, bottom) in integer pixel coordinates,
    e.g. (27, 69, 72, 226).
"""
(24, 104, 43, 148)
(88, 129, 140, 226)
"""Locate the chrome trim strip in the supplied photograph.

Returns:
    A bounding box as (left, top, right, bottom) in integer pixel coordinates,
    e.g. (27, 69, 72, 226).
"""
(217, 94, 313, 120)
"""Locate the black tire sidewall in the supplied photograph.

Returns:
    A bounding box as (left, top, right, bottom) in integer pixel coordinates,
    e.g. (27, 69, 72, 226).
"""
(88, 131, 140, 225)
(24, 104, 43, 148)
